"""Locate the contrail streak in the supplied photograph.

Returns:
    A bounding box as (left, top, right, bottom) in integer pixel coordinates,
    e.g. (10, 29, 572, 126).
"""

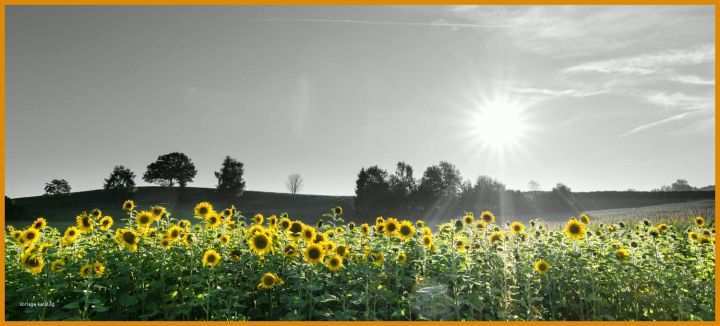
(257, 17, 509, 29)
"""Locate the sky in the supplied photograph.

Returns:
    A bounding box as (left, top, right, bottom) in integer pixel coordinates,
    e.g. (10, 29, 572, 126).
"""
(6, 6, 715, 198)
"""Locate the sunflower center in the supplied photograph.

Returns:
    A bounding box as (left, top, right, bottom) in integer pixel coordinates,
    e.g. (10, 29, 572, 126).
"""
(290, 223, 303, 233)
(308, 248, 320, 259)
(26, 232, 35, 240)
(569, 224, 580, 234)
(69, 230, 76, 237)
(330, 258, 339, 266)
(263, 276, 274, 286)
(207, 254, 216, 263)
(140, 216, 150, 224)
(171, 230, 179, 238)
(27, 257, 39, 267)
(387, 223, 397, 232)
(400, 226, 411, 236)
(82, 218, 91, 227)
(34, 222, 42, 228)
(254, 235, 268, 249)
(539, 263, 547, 271)
(123, 231, 136, 244)
(199, 207, 208, 215)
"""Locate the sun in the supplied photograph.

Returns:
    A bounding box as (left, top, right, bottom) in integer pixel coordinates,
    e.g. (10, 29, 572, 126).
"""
(467, 95, 530, 152)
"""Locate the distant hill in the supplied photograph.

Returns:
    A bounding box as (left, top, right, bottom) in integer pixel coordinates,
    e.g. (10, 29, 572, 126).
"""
(7, 187, 354, 227)
(6, 187, 715, 228)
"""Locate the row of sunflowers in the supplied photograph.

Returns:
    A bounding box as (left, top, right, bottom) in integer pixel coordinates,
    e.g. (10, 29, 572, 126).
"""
(5, 200, 715, 320)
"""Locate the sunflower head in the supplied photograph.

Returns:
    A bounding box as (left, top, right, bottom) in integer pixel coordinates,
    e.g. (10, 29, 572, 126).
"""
(257, 272, 284, 290)
(384, 218, 400, 236)
(694, 216, 705, 227)
(21, 252, 45, 275)
(422, 235, 433, 248)
(150, 206, 166, 220)
(510, 221, 525, 234)
(202, 249, 221, 268)
(397, 251, 408, 265)
(533, 259, 550, 274)
(304, 244, 325, 264)
(116, 228, 140, 252)
(480, 211, 496, 224)
(50, 259, 65, 273)
(463, 214, 474, 225)
(375, 216, 385, 225)
(397, 221, 416, 241)
(415, 220, 426, 228)
(656, 223, 669, 232)
(284, 244, 298, 257)
(135, 211, 154, 227)
(489, 231, 505, 244)
(267, 215, 278, 227)
(360, 224, 370, 236)
(302, 226, 317, 242)
(194, 202, 214, 218)
(76, 214, 94, 233)
(325, 255, 344, 272)
(21, 228, 41, 244)
(252, 214, 264, 225)
(279, 218, 291, 230)
(563, 218, 586, 241)
(333, 206, 343, 216)
(616, 247, 631, 261)
(99, 216, 114, 231)
(248, 233, 272, 256)
(579, 214, 591, 225)
(31, 217, 47, 230)
(167, 225, 183, 240)
(122, 200, 136, 211)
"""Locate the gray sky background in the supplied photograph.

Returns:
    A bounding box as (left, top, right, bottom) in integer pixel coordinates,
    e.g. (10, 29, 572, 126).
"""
(6, 6, 715, 198)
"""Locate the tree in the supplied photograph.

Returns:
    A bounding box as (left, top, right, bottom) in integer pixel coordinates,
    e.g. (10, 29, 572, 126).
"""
(143, 152, 197, 187)
(104, 165, 136, 192)
(286, 174, 303, 195)
(670, 179, 694, 191)
(438, 161, 462, 197)
(215, 156, 246, 195)
(355, 166, 392, 216)
(528, 180, 540, 192)
(416, 165, 445, 205)
(44, 179, 71, 196)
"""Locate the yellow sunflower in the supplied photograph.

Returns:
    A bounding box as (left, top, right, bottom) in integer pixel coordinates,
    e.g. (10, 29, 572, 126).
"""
(533, 259, 550, 274)
(360, 223, 370, 236)
(166, 224, 183, 241)
(480, 211, 496, 224)
(115, 228, 140, 252)
(204, 212, 222, 229)
(375, 216, 385, 225)
(579, 214, 591, 225)
(416, 220, 426, 228)
(616, 247, 631, 261)
(194, 202, 214, 218)
(257, 272, 284, 290)
(367, 250, 384, 267)
(50, 259, 65, 273)
(267, 215, 278, 228)
(463, 213, 474, 225)
(563, 218, 586, 241)
(160, 237, 172, 249)
(335, 244, 349, 258)
(397, 220, 416, 241)
(21, 228, 41, 245)
(279, 217, 292, 230)
(218, 234, 230, 246)
(689, 231, 700, 242)
(90, 208, 103, 219)
(304, 243, 325, 264)
(694, 216, 705, 227)
(384, 218, 400, 237)
(202, 249, 221, 268)
(20, 252, 44, 275)
(325, 255, 344, 272)
(284, 244, 299, 257)
(397, 251, 408, 265)
(76, 214, 94, 233)
(135, 211, 154, 228)
(99, 216, 114, 231)
(422, 235, 433, 248)
(31, 217, 47, 230)
(62, 226, 80, 244)
(489, 231, 505, 244)
(302, 225, 317, 242)
(122, 200, 136, 211)
(288, 221, 304, 239)
(510, 221, 525, 234)
(150, 206, 166, 221)
(252, 214, 264, 225)
(248, 233, 272, 256)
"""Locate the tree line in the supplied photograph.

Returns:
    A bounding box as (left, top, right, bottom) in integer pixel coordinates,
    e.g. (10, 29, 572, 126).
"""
(353, 161, 582, 221)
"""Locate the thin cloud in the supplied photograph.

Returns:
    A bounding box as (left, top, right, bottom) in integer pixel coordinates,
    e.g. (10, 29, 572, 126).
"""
(621, 112, 691, 137)
(669, 75, 715, 86)
(564, 44, 714, 75)
(645, 92, 712, 111)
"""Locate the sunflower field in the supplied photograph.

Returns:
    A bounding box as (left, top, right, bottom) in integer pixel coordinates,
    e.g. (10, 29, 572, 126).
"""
(5, 200, 716, 321)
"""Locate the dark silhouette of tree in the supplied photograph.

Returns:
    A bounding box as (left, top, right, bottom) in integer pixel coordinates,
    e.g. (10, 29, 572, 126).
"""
(44, 179, 71, 196)
(389, 161, 416, 212)
(215, 156, 246, 195)
(355, 166, 391, 216)
(438, 161, 462, 197)
(286, 174, 303, 196)
(103, 165, 136, 193)
(528, 180, 540, 191)
(416, 165, 445, 208)
(143, 152, 197, 187)
(670, 179, 694, 191)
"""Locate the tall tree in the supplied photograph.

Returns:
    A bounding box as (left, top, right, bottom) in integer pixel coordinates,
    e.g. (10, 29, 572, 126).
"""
(286, 174, 303, 195)
(44, 179, 71, 196)
(215, 156, 246, 195)
(355, 166, 391, 216)
(143, 152, 197, 187)
(104, 165, 136, 193)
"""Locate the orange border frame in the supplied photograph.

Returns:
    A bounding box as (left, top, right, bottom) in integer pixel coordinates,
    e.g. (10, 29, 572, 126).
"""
(0, 1, 716, 325)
